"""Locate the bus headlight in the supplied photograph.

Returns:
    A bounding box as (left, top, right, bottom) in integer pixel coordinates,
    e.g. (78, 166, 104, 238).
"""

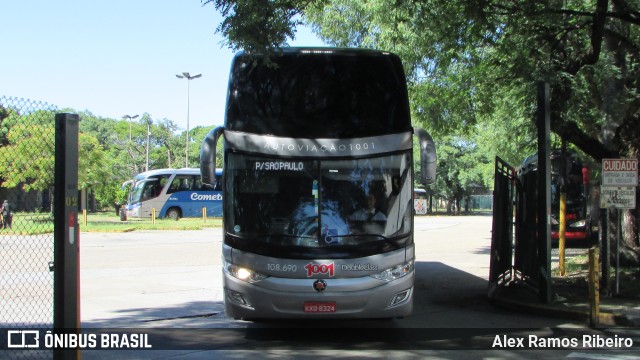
(570, 220, 586, 228)
(223, 261, 268, 283)
(370, 261, 414, 282)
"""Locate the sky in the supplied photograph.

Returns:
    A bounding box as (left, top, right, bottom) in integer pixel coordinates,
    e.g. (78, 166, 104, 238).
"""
(1, 0, 324, 131)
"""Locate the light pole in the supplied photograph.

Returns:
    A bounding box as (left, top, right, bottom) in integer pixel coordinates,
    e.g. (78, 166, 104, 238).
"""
(123, 114, 139, 144)
(123, 114, 139, 174)
(145, 118, 152, 172)
(175, 72, 202, 167)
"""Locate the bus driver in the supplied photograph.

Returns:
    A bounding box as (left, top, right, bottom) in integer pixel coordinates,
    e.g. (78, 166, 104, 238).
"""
(350, 193, 387, 222)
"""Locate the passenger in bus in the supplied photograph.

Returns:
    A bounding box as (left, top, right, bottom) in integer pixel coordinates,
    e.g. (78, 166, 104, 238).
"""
(178, 180, 190, 191)
(350, 193, 386, 222)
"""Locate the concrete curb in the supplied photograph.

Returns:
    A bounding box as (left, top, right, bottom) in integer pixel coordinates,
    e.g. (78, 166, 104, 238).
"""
(490, 297, 640, 327)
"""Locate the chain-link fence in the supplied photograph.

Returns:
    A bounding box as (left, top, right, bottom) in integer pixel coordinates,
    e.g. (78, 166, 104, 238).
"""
(1, 96, 57, 357)
(464, 195, 493, 212)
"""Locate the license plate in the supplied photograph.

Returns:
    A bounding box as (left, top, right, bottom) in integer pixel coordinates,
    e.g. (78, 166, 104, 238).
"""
(304, 301, 336, 313)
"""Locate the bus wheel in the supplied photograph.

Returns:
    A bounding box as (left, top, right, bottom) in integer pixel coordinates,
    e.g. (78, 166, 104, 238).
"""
(166, 208, 181, 221)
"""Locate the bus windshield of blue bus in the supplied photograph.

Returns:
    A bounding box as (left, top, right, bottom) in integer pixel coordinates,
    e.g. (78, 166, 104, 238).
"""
(129, 176, 170, 204)
(225, 152, 412, 249)
(225, 50, 411, 138)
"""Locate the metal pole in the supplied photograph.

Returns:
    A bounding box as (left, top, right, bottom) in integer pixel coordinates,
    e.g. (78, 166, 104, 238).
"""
(176, 73, 201, 168)
(536, 81, 552, 303)
(559, 140, 567, 276)
(123, 114, 139, 175)
(186, 79, 190, 167)
(560, 192, 566, 275)
(588, 247, 600, 327)
(54, 113, 80, 360)
(616, 209, 621, 295)
(601, 208, 609, 294)
(146, 120, 150, 172)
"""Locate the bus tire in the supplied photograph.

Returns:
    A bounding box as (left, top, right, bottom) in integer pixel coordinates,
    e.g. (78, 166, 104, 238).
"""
(119, 208, 127, 221)
(166, 208, 181, 221)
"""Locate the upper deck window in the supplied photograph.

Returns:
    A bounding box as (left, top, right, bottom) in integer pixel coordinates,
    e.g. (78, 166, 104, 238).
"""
(225, 49, 411, 139)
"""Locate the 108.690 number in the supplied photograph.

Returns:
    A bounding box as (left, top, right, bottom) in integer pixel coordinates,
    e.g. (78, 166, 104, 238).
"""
(266, 263, 297, 272)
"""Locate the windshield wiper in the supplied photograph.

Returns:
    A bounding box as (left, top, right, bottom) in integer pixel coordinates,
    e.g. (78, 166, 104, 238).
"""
(323, 233, 402, 249)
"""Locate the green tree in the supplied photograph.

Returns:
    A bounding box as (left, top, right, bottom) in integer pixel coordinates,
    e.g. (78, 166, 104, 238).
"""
(188, 125, 217, 168)
(203, 0, 640, 158)
(0, 112, 112, 193)
(203, 0, 306, 53)
(0, 110, 57, 191)
(153, 118, 181, 169)
(429, 136, 488, 213)
(78, 133, 114, 192)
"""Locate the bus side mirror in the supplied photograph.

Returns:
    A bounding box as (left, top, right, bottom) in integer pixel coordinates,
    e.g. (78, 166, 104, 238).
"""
(200, 126, 224, 187)
(414, 128, 436, 185)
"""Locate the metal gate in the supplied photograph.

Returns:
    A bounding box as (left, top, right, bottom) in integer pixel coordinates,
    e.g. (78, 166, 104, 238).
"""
(489, 154, 553, 302)
(514, 160, 541, 288)
(488, 156, 515, 298)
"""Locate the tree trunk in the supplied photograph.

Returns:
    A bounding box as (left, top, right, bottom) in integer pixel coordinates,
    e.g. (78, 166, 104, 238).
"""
(608, 209, 640, 268)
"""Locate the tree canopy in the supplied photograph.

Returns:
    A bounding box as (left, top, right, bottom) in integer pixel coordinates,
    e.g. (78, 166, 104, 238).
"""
(204, 0, 640, 163)
(202, 0, 640, 262)
(0, 103, 214, 210)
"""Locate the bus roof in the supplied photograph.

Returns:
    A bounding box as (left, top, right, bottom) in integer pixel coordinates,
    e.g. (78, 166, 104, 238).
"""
(233, 47, 398, 58)
(134, 168, 222, 180)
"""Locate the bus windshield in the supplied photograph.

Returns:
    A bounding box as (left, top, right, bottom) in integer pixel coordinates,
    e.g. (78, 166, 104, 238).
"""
(226, 49, 411, 138)
(129, 178, 162, 204)
(225, 152, 412, 257)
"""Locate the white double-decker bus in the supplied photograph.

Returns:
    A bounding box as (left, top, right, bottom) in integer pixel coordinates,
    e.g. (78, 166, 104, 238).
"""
(200, 48, 436, 319)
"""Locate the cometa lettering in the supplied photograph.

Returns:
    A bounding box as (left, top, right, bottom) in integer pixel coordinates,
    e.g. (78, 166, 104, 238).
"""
(190, 193, 222, 201)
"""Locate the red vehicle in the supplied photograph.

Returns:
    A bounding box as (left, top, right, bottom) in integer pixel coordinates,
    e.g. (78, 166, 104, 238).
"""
(522, 150, 595, 246)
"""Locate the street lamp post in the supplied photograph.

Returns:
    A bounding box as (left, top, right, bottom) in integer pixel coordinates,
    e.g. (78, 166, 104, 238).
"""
(145, 118, 152, 172)
(123, 114, 139, 175)
(123, 114, 139, 145)
(175, 72, 202, 167)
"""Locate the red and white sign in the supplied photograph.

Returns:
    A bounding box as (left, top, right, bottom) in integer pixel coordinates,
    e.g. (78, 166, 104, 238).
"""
(602, 159, 638, 186)
(304, 262, 335, 277)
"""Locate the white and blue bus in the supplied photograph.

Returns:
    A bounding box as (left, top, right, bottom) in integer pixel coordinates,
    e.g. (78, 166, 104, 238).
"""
(200, 48, 436, 319)
(121, 168, 222, 221)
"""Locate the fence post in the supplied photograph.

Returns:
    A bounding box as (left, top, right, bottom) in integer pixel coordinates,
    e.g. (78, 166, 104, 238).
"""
(151, 208, 156, 224)
(53, 113, 80, 360)
(588, 247, 600, 327)
(536, 81, 552, 303)
(202, 207, 207, 223)
(559, 192, 566, 276)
